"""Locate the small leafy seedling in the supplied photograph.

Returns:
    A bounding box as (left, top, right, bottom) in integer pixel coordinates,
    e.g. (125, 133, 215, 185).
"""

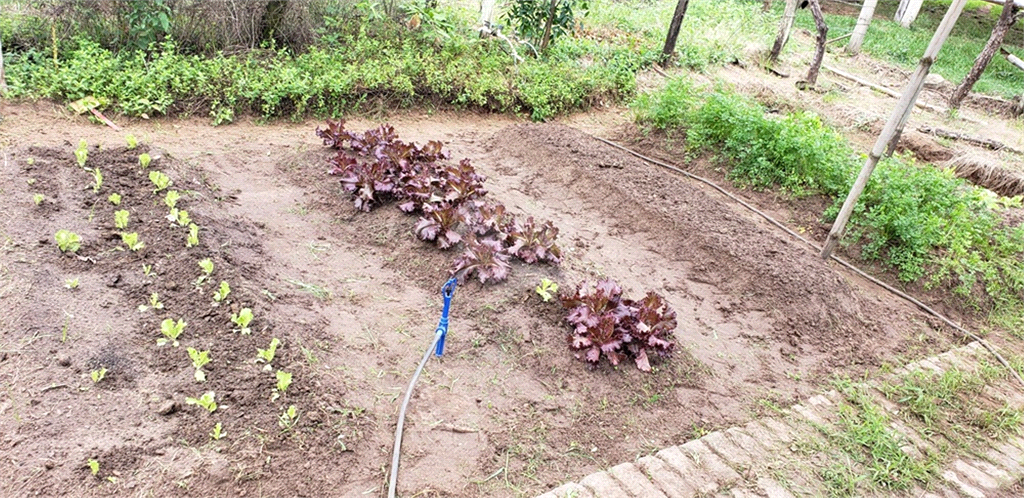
(149, 171, 170, 193)
(187, 347, 211, 382)
(185, 391, 217, 413)
(33, 193, 44, 205)
(164, 190, 180, 210)
(91, 168, 103, 193)
(142, 264, 155, 277)
(54, 230, 81, 253)
(90, 367, 107, 383)
(195, 258, 214, 287)
(138, 292, 164, 312)
(139, 153, 152, 169)
(210, 422, 225, 440)
(157, 318, 186, 347)
(278, 405, 298, 430)
(186, 223, 199, 247)
(126, 134, 138, 149)
(535, 278, 559, 302)
(213, 281, 230, 303)
(65, 277, 80, 289)
(256, 337, 281, 371)
(114, 210, 129, 229)
(231, 307, 253, 334)
(120, 232, 144, 251)
(87, 458, 99, 476)
(176, 210, 191, 227)
(276, 370, 293, 393)
(108, 193, 121, 205)
(75, 140, 88, 167)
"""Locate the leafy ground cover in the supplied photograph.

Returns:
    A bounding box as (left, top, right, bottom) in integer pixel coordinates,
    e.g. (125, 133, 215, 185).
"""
(632, 75, 1024, 324)
(0, 0, 772, 122)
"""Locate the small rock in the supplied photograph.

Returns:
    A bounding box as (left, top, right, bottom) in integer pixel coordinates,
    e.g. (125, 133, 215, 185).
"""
(56, 355, 71, 367)
(157, 400, 177, 416)
(924, 73, 947, 89)
(167, 282, 179, 291)
(106, 274, 123, 288)
(43, 460, 55, 470)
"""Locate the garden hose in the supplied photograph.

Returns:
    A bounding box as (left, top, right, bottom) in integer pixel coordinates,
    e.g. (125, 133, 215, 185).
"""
(388, 277, 458, 498)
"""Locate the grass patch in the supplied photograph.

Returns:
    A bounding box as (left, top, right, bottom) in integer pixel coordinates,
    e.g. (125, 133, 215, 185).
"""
(632, 75, 1024, 319)
(788, 0, 1024, 99)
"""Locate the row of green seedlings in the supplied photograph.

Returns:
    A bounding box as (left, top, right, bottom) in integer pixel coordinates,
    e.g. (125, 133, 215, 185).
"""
(316, 120, 560, 284)
(318, 122, 680, 372)
(47, 138, 297, 477)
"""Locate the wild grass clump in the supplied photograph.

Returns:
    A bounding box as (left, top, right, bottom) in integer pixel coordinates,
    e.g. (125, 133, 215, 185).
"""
(632, 76, 1024, 317)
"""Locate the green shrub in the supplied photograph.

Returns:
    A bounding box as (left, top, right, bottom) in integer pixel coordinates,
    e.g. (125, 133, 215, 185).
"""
(634, 76, 1024, 313)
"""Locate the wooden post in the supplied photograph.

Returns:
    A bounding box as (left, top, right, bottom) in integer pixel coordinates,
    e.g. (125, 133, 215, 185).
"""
(768, 0, 798, 65)
(661, 0, 691, 67)
(846, 0, 879, 55)
(1003, 48, 1024, 72)
(895, 0, 924, 27)
(0, 35, 7, 96)
(802, 0, 828, 87)
(479, 0, 496, 28)
(821, 0, 968, 259)
(948, 3, 1021, 109)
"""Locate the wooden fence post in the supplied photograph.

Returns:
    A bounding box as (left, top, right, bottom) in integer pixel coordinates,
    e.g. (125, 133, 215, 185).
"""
(802, 0, 828, 86)
(661, 0, 691, 67)
(821, 0, 969, 259)
(768, 0, 798, 65)
(846, 0, 879, 55)
(895, 0, 925, 27)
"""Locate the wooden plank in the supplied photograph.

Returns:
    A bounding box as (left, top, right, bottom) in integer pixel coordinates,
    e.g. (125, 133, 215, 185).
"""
(822, 0, 969, 259)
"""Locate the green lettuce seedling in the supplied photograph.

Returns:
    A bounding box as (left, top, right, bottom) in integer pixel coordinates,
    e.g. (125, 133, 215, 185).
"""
(125, 134, 138, 149)
(90, 367, 107, 383)
(535, 278, 559, 302)
(276, 370, 292, 393)
(278, 405, 298, 429)
(195, 258, 214, 287)
(230, 307, 253, 335)
(187, 347, 211, 382)
(33, 194, 44, 205)
(149, 171, 170, 193)
(142, 264, 155, 277)
(210, 422, 225, 440)
(185, 391, 217, 413)
(186, 223, 199, 247)
(54, 230, 81, 253)
(108, 193, 121, 205)
(157, 318, 186, 347)
(91, 168, 103, 193)
(139, 153, 151, 169)
(114, 210, 129, 229)
(75, 140, 88, 167)
(120, 232, 144, 251)
(87, 458, 100, 476)
(138, 292, 163, 312)
(256, 338, 281, 371)
(213, 281, 230, 303)
(65, 277, 80, 289)
(176, 210, 191, 227)
(164, 190, 180, 210)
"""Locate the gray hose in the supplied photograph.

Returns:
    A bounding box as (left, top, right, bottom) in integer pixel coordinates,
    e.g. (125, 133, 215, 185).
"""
(388, 329, 443, 498)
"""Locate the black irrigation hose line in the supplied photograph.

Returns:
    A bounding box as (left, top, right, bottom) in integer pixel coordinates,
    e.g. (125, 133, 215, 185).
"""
(388, 331, 443, 498)
(591, 135, 1024, 390)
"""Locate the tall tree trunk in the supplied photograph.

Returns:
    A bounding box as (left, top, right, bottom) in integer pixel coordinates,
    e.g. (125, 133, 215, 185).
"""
(768, 0, 798, 65)
(949, 4, 1022, 109)
(846, 0, 879, 55)
(661, 0, 691, 67)
(540, 0, 558, 51)
(0, 35, 7, 95)
(803, 0, 828, 86)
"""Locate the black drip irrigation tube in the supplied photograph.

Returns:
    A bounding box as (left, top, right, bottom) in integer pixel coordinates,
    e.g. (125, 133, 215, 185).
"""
(590, 135, 1024, 390)
(388, 276, 458, 498)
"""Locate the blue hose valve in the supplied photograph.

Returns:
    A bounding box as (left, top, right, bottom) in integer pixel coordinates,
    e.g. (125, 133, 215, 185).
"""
(435, 277, 458, 357)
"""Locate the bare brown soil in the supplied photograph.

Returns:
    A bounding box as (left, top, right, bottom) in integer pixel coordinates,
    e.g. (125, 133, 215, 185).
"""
(0, 102, 953, 497)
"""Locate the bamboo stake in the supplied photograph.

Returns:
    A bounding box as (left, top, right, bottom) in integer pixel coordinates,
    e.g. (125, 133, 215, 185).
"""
(822, 0, 968, 259)
(846, 0, 878, 55)
(1002, 48, 1024, 72)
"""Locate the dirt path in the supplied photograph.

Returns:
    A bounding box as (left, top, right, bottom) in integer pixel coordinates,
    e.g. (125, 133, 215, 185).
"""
(0, 102, 959, 497)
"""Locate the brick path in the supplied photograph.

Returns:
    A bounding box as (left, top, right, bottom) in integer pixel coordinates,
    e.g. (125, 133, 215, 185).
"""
(534, 342, 1024, 498)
